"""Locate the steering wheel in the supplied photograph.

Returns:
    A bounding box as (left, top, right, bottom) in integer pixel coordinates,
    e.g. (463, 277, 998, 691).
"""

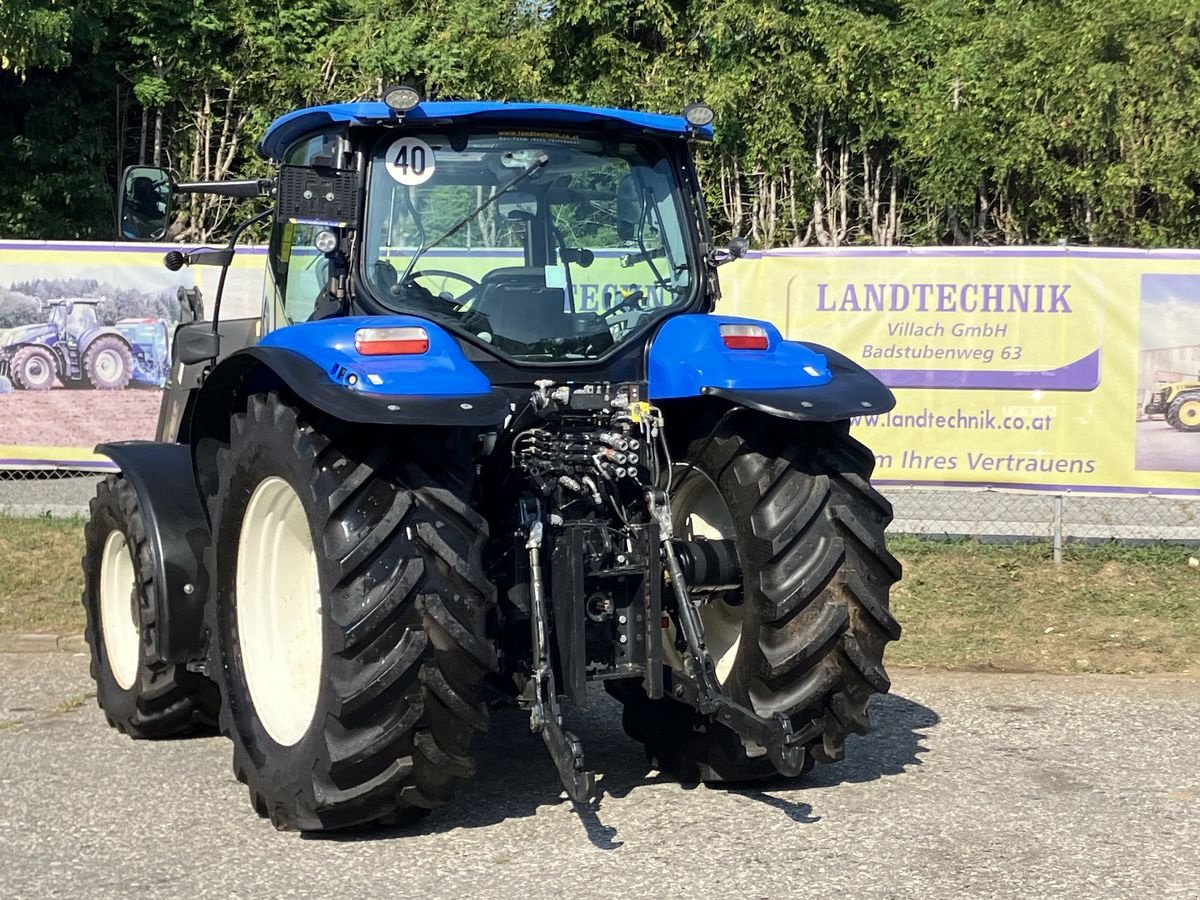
(599, 289, 647, 319)
(404, 270, 481, 307)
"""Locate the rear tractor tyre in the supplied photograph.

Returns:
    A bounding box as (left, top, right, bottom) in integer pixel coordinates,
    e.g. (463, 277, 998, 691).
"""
(10, 345, 57, 390)
(82, 475, 219, 737)
(610, 417, 901, 782)
(1167, 392, 1200, 433)
(84, 335, 134, 390)
(206, 392, 496, 831)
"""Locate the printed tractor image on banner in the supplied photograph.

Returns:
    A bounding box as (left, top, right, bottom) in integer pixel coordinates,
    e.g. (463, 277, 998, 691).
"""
(0, 242, 197, 468)
(721, 248, 1200, 495)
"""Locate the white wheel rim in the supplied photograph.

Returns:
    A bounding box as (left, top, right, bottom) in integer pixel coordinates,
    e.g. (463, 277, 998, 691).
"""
(99, 529, 140, 690)
(95, 350, 122, 380)
(236, 476, 323, 747)
(667, 469, 743, 684)
(27, 355, 51, 385)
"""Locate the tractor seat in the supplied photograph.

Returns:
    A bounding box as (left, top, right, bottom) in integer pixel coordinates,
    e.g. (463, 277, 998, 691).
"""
(473, 268, 571, 348)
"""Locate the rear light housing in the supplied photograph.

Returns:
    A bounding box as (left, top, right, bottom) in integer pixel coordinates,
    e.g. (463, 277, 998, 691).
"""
(354, 326, 429, 355)
(719, 323, 769, 350)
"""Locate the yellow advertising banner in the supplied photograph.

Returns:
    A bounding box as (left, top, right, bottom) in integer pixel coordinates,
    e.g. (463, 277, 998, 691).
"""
(721, 248, 1200, 496)
(2, 242, 1198, 496)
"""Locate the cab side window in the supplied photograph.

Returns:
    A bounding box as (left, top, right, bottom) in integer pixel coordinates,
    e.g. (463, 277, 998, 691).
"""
(274, 223, 328, 323)
(270, 132, 343, 323)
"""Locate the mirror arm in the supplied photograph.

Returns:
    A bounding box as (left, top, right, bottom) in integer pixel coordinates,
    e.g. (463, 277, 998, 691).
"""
(164, 248, 235, 271)
(174, 179, 272, 199)
(708, 237, 750, 267)
(210, 206, 275, 334)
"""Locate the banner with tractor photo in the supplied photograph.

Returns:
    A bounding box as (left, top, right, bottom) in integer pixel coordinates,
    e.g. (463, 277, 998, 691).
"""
(1, 241, 1198, 494)
(0, 240, 263, 469)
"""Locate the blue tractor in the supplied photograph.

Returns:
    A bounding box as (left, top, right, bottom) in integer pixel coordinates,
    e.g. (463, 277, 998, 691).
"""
(83, 95, 901, 832)
(0, 298, 169, 390)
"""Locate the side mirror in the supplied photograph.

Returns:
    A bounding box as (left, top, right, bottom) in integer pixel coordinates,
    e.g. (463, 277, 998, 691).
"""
(174, 324, 220, 365)
(711, 236, 750, 267)
(119, 165, 173, 241)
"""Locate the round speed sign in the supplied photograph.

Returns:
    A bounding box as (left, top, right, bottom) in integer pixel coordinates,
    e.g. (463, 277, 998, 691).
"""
(385, 137, 436, 186)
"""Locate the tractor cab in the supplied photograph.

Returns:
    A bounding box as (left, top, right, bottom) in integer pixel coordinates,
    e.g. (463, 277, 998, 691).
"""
(120, 98, 751, 385)
(270, 117, 703, 364)
(48, 299, 101, 345)
(46, 300, 68, 334)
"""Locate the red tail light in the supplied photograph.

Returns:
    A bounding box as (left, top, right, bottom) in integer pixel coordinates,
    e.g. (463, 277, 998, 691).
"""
(354, 326, 429, 355)
(719, 324, 769, 350)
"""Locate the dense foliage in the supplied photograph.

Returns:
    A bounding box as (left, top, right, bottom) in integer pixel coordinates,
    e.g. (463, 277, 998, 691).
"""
(2, 0, 1197, 246)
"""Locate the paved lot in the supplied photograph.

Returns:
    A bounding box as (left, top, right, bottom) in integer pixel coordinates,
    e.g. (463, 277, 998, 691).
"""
(2, 652, 1198, 899)
(1136, 419, 1199, 475)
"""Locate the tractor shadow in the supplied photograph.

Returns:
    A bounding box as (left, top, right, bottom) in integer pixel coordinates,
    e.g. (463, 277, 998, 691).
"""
(302, 688, 938, 849)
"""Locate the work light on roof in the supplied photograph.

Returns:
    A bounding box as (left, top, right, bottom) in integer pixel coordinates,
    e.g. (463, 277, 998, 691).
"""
(382, 84, 422, 113)
(682, 102, 715, 128)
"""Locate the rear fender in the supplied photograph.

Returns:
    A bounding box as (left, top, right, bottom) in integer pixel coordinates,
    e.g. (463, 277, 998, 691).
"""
(647, 314, 895, 421)
(185, 316, 508, 499)
(94, 441, 210, 664)
(197, 315, 508, 427)
(78, 326, 133, 359)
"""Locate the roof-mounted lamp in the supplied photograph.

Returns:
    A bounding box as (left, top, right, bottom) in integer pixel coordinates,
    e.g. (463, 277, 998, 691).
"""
(682, 101, 715, 130)
(382, 84, 422, 113)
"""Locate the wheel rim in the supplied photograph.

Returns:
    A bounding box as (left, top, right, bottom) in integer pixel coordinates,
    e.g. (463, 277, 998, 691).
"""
(667, 468, 743, 684)
(99, 529, 140, 690)
(95, 349, 124, 382)
(235, 476, 323, 747)
(1180, 399, 1200, 427)
(25, 355, 51, 386)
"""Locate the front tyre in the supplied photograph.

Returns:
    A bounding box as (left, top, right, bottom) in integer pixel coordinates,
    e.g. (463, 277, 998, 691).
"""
(82, 475, 219, 737)
(10, 345, 57, 390)
(207, 393, 496, 831)
(1167, 391, 1200, 432)
(611, 417, 901, 782)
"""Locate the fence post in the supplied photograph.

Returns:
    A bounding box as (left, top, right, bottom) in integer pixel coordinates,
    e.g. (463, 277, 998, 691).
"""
(1052, 494, 1064, 565)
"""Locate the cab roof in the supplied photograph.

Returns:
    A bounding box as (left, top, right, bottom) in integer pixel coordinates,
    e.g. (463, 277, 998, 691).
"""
(259, 101, 713, 162)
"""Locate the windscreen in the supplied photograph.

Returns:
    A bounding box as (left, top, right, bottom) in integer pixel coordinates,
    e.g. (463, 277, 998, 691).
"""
(362, 131, 696, 362)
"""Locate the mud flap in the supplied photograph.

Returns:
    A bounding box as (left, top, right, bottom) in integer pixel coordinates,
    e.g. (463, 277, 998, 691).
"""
(95, 441, 211, 664)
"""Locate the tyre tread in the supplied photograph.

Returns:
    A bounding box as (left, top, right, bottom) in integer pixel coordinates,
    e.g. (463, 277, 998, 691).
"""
(206, 393, 495, 831)
(81, 474, 217, 739)
(613, 417, 900, 783)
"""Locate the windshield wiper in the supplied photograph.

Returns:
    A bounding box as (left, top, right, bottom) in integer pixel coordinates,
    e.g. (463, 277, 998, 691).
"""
(397, 153, 549, 286)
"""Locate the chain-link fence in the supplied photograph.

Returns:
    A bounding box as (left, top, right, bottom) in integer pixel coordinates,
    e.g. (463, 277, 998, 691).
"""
(886, 485, 1200, 551)
(0, 468, 108, 482)
(3, 468, 1199, 551)
(0, 468, 104, 518)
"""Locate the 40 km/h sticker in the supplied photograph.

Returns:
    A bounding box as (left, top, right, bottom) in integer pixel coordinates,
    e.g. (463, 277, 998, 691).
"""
(385, 137, 435, 186)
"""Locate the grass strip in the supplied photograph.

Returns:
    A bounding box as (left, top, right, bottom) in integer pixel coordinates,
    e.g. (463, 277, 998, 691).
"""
(0, 514, 86, 634)
(0, 516, 1196, 675)
(888, 536, 1200, 674)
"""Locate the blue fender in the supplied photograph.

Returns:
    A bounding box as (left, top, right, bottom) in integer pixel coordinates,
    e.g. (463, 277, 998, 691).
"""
(197, 315, 508, 429)
(77, 325, 134, 361)
(647, 314, 895, 420)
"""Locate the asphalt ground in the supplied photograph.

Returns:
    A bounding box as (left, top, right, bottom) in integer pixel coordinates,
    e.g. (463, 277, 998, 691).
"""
(1135, 419, 1199, 474)
(2, 652, 1197, 899)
